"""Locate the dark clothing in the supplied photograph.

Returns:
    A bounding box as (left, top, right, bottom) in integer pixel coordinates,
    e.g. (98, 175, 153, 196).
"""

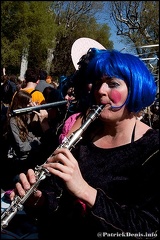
(31, 128, 159, 239)
(1, 118, 60, 190)
(1, 80, 17, 104)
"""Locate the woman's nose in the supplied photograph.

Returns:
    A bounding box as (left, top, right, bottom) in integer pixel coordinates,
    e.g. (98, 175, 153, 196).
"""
(97, 82, 108, 95)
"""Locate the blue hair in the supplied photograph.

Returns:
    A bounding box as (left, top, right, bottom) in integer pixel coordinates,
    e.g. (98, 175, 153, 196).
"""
(87, 49, 157, 113)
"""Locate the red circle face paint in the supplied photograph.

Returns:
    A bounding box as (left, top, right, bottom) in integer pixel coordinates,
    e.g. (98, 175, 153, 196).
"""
(110, 90, 122, 104)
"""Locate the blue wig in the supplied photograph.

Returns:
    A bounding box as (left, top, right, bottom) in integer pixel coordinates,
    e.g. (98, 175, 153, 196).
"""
(87, 49, 157, 113)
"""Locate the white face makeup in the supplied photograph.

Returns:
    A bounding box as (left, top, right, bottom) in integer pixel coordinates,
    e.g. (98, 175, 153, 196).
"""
(94, 77, 128, 110)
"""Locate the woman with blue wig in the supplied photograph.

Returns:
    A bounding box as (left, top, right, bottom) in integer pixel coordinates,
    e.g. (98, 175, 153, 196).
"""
(8, 49, 159, 239)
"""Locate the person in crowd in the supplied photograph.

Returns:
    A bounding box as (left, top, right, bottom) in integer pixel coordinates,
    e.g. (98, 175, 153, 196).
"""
(57, 75, 80, 117)
(38, 86, 67, 147)
(8, 49, 159, 239)
(46, 75, 59, 88)
(1, 75, 22, 186)
(64, 86, 75, 101)
(42, 86, 61, 103)
(1, 74, 18, 105)
(58, 75, 72, 100)
(35, 69, 54, 93)
(17, 77, 27, 90)
(45, 75, 52, 84)
(22, 67, 45, 105)
(1, 87, 65, 190)
(40, 84, 78, 146)
(1, 90, 42, 189)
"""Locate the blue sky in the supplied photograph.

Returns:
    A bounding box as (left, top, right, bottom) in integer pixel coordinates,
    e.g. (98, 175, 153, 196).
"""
(109, 26, 127, 52)
(95, 3, 136, 54)
(106, 20, 136, 54)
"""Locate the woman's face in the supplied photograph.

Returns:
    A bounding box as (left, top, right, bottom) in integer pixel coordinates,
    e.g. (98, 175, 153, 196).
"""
(94, 76, 129, 121)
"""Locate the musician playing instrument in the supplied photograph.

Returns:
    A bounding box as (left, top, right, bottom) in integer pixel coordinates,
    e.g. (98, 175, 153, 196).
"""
(5, 49, 159, 239)
(3, 91, 42, 182)
(2, 90, 66, 190)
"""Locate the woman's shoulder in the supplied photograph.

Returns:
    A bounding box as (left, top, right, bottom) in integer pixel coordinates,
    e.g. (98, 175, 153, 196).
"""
(136, 120, 159, 141)
(137, 126, 159, 150)
(144, 128, 159, 140)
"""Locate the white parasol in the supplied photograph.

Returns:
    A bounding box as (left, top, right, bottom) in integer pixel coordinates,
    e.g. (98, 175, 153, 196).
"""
(71, 37, 106, 70)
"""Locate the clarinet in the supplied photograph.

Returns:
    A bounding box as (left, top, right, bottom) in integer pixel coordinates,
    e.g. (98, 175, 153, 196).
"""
(1, 104, 104, 230)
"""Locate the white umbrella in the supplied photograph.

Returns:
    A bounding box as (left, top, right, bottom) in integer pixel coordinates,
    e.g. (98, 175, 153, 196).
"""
(71, 37, 106, 70)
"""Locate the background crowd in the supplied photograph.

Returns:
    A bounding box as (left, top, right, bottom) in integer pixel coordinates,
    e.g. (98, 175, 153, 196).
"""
(1, 50, 159, 239)
(1, 68, 78, 190)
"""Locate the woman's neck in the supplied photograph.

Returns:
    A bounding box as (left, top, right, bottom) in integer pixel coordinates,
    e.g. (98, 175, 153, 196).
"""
(93, 117, 138, 148)
(23, 82, 36, 89)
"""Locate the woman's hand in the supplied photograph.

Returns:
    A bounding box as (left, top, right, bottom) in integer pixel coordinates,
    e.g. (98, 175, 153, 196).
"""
(10, 169, 44, 206)
(45, 148, 97, 207)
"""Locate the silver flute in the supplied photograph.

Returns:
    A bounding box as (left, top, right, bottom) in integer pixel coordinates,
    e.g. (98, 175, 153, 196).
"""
(9, 100, 68, 117)
(1, 104, 104, 229)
